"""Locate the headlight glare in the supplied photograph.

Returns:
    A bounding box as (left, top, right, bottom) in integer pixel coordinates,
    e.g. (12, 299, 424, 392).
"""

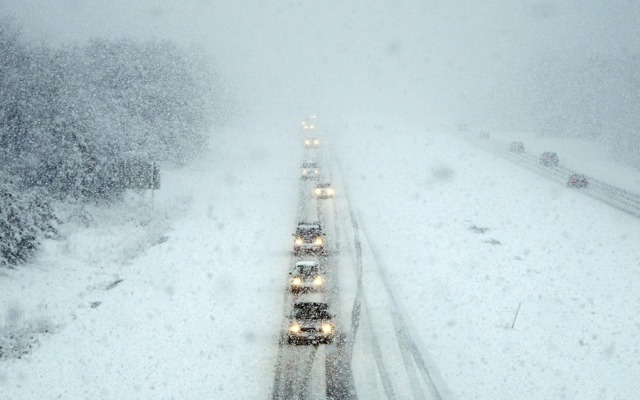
(295, 238, 303, 246)
(321, 323, 333, 335)
(314, 238, 323, 246)
(312, 276, 324, 286)
(289, 323, 301, 334)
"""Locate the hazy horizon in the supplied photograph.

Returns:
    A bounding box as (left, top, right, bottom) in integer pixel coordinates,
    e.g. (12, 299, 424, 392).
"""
(3, 0, 639, 159)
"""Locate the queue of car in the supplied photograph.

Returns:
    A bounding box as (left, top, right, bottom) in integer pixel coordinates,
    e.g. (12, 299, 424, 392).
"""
(285, 118, 336, 346)
(486, 133, 591, 189)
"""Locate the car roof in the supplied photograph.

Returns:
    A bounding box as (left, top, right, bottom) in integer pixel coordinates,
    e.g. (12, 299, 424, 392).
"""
(293, 302, 329, 311)
(295, 261, 318, 268)
(297, 221, 321, 228)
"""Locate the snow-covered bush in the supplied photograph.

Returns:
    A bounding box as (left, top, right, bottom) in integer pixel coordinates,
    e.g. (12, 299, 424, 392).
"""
(0, 16, 226, 267)
(0, 179, 59, 267)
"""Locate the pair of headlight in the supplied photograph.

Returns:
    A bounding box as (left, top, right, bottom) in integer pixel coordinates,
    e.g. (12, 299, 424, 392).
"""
(288, 322, 332, 335)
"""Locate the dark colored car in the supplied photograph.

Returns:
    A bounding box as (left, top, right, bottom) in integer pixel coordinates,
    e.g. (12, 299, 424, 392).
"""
(287, 302, 335, 345)
(478, 131, 490, 139)
(289, 261, 325, 293)
(510, 141, 525, 152)
(567, 174, 589, 188)
(293, 221, 325, 254)
(540, 151, 559, 166)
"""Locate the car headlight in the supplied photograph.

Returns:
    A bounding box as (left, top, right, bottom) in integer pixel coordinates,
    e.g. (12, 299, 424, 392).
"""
(314, 169, 319, 174)
(302, 170, 307, 175)
(314, 188, 321, 195)
(289, 323, 301, 334)
(313, 237, 323, 246)
(304, 140, 310, 145)
(294, 238, 303, 246)
(312, 276, 324, 286)
(327, 189, 334, 195)
(291, 277, 302, 286)
(314, 140, 319, 145)
(321, 323, 333, 335)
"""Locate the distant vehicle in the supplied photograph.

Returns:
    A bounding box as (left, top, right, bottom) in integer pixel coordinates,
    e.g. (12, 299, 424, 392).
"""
(293, 221, 325, 255)
(540, 151, 559, 166)
(304, 137, 320, 148)
(314, 183, 334, 199)
(478, 131, 490, 139)
(510, 141, 525, 153)
(301, 115, 318, 131)
(289, 261, 325, 293)
(567, 174, 589, 188)
(301, 162, 320, 180)
(287, 302, 335, 345)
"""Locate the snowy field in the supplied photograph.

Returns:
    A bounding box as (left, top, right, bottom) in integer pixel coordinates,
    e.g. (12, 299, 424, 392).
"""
(2, 121, 640, 399)
(334, 124, 640, 399)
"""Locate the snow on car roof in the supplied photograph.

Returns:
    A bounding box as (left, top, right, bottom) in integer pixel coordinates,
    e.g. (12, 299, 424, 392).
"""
(297, 221, 321, 228)
(295, 261, 318, 267)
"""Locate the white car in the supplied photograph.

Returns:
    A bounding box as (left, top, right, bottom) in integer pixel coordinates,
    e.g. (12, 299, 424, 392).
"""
(293, 221, 325, 254)
(289, 261, 325, 293)
(314, 183, 334, 199)
(304, 137, 320, 148)
(301, 162, 320, 180)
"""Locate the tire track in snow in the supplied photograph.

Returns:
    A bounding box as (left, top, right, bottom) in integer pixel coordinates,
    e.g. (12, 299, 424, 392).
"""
(334, 147, 449, 400)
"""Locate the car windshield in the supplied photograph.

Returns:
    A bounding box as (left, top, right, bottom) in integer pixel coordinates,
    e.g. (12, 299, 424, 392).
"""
(292, 304, 331, 320)
(302, 163, 318, 168)
(295, 265, 319, 275)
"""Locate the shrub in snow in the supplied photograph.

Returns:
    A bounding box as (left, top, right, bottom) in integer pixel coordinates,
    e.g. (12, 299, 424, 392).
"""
(0, 180, 59, 268)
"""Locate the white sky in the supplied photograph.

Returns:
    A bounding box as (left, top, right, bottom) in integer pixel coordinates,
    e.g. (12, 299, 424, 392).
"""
(2, 0, 639, 129)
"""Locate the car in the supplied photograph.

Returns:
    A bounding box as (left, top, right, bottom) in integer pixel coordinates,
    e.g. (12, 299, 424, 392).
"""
(293, 221, 325, 254)
(289, 261, 325, 293)
(304, 137, 320, 148)
(478, 131, 490, 139)
(510, 141, 525, 152)
(314, 183, 334, 199)
(540, 151, 559, 166)
(301, 115, 318, 131)
(301, 162, 320, 180)
(567, 174, 589, 188)
(287, 302, 335, 345)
